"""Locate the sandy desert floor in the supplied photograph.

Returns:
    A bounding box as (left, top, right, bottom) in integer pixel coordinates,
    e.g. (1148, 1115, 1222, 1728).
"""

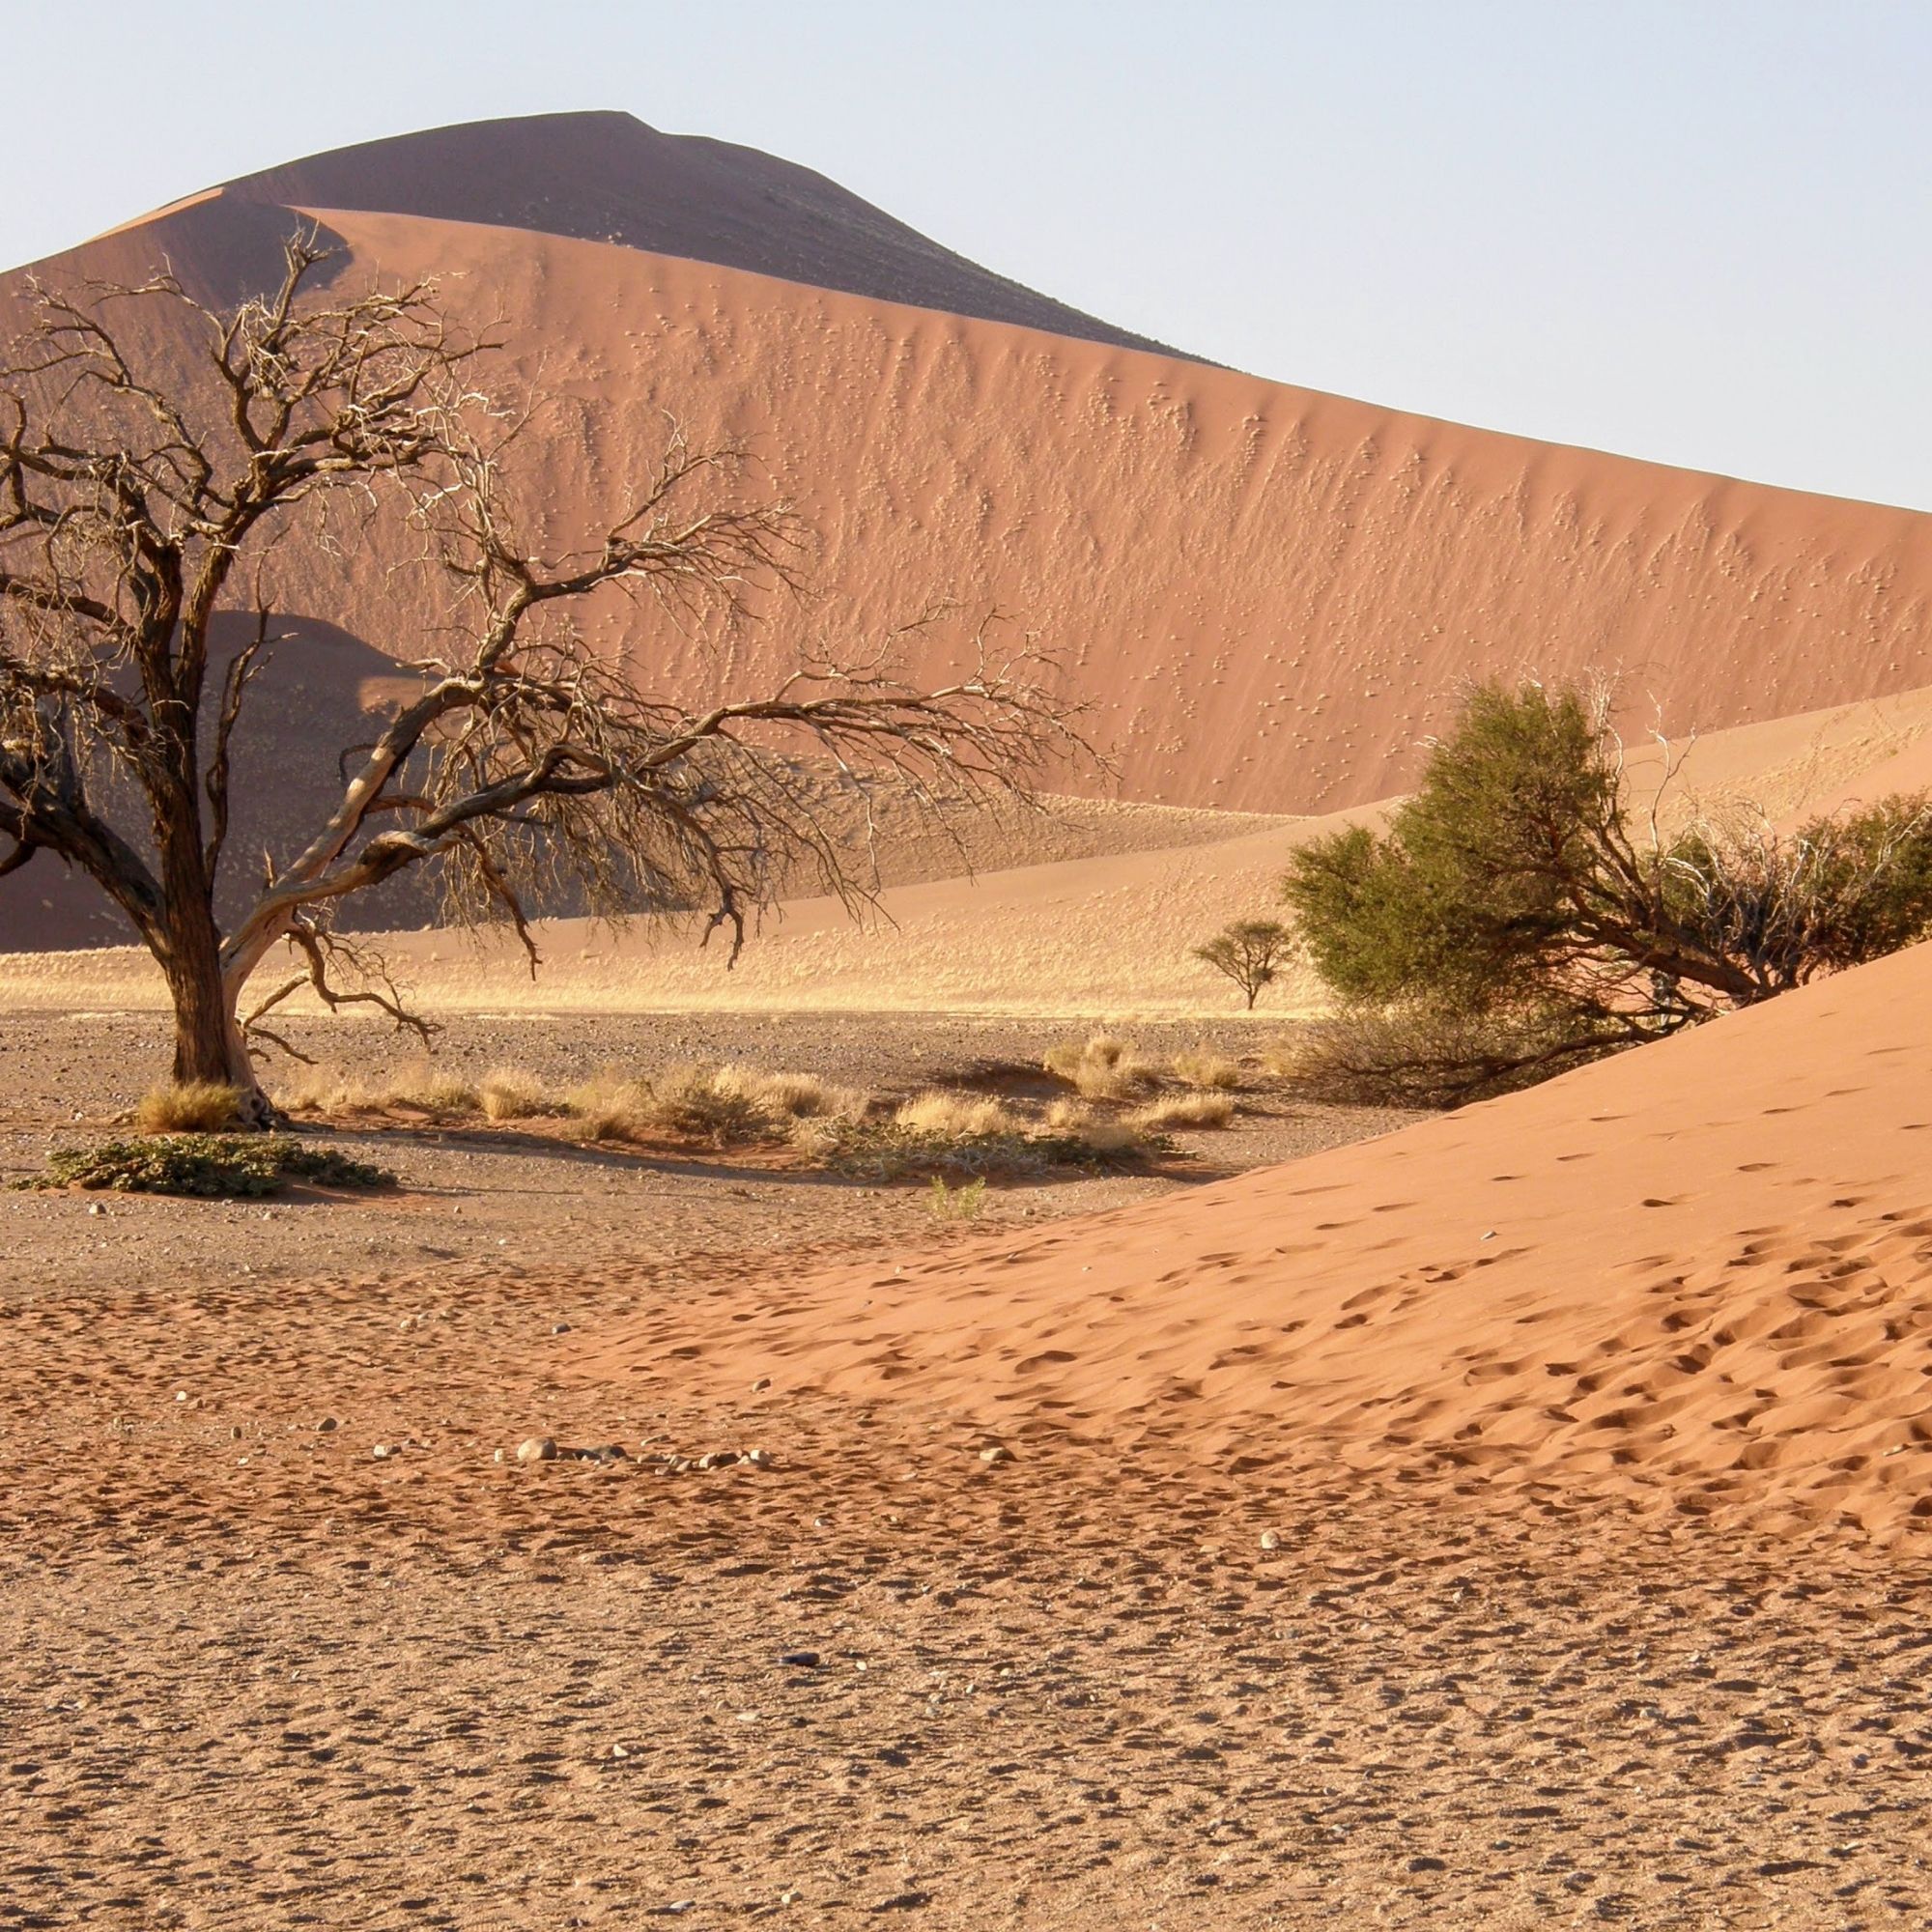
(4, 1004, 1931, 1929)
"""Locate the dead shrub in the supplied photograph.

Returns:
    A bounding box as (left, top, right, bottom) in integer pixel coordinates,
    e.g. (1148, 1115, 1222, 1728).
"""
(800, 1116, 1160, 1181)
(134, 1081, 242, 1134)
(1286, 1005, 1627, 1108)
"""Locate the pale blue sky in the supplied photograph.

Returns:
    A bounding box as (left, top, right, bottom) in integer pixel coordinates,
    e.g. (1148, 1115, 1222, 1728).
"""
(7, 1, 1928, 509)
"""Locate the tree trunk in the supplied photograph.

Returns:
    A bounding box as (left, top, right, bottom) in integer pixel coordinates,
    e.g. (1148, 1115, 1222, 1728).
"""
(155, 804, 277, 1128)
(160, 917, 275, 1126)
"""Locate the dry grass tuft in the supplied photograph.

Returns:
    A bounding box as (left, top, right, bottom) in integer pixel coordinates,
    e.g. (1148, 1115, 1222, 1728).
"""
(1042, 1033, 1161, 1100)
(478, 1067, 557, 1122)
(1170, 1046, 1241, 1091)
(561, 1072, 653, 1143)
(134, 1082, 242, 1134)
(712, 1064, 870, 1124)
(568, 1063, 872, 1148)
(1043, 1097, 1144, 1154)
(1129, 1092, 1236, 1130)
(277, 1063, 478, 1119)
(894, 1090, 1021, 1137)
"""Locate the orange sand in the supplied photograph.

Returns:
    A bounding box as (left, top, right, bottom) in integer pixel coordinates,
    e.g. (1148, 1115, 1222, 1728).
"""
(572, 936, 1932, 1545)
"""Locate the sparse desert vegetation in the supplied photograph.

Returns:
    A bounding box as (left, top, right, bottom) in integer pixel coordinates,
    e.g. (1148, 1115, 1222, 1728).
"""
(132, 1080, 243, 1134)
(1192, 917, 1292, 1009)
(1129, 1091, 1236, 1130)
(5, 59, 1931, 1932)
(262, 1032, 1282, 1184)
(18, 1134, 393, 1199)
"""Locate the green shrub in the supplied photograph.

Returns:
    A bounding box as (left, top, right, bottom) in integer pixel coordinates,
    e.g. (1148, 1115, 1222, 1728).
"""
(20, 1135, 396, 1198)
(1283, 679, 1932, 1101)
(928, 1176, 988, 1221)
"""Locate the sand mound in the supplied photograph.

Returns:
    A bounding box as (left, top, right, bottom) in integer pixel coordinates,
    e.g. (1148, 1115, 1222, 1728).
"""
(570, 937, 1932, 1543)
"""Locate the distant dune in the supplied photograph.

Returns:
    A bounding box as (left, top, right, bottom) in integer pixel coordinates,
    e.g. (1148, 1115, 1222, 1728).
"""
(5, 113, 1932, 955)
(10, 686, 1927, 1008)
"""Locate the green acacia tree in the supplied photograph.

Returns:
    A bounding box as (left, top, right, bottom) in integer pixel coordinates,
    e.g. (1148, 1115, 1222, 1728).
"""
(1283, 679, 1932, 1100)
(1193, 918, 1291, 1009)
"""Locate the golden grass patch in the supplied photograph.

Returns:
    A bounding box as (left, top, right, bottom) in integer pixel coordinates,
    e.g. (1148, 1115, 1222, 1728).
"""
(1129, 1092, 1236, 1130)
(1169, 1046, 1241, 1091)
(894, 1090, 1021, 1137)
(133, 1081, 242, 1133)
(477, 1067, 557, 1122)
(1042, 1032, 1162, 1100)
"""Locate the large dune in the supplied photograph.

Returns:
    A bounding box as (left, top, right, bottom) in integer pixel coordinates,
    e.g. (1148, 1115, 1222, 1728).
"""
(570, 933, 1932, 1544)
(6, 114, 1932, 955)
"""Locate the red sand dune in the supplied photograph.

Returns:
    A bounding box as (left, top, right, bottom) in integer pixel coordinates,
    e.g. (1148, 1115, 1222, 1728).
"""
(204, 111, 1188, 358)
(572, 937, 1932, 1544)
(6, 114, 1932, 952)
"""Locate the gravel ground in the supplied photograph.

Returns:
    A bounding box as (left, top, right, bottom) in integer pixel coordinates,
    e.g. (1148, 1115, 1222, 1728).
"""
(3, 1009, 1924, 1928)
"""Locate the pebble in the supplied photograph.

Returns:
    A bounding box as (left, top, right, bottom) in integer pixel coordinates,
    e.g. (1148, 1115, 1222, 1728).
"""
(315, 1417, 340, 1434)
(751, 1377, 772, 1393)
(696, 1451, 739, 1470)
(372, 1443, 397, 1461)
(744, 1448, 775, 1469)
(551, 1321, 571, 1335)
(979, 1444, 1013, 1465)
(516, 1435, 557, 1464)
(1260, 1530, 1282, 1551)
(780, 1650, 822, 1669)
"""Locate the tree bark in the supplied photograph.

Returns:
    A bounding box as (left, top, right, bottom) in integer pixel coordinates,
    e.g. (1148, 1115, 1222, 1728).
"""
(155, 792, 274, 1126)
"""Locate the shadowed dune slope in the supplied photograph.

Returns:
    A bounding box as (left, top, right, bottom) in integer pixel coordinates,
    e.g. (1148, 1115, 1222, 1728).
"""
(572, 936, 1932, 1544)
(157, 110, 1188, 357)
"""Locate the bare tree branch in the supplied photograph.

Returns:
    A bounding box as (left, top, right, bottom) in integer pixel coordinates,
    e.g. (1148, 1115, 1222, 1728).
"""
(0, 231, 1086, 1118)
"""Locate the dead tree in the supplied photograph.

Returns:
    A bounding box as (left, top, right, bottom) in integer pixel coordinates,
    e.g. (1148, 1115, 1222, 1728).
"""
(0, 234, 1078, 1123)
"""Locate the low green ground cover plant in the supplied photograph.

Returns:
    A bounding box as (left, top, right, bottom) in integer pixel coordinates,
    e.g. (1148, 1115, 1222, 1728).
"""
(19, 1135, 396, 1199)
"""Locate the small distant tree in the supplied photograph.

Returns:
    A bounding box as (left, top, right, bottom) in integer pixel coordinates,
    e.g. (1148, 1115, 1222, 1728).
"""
(1283, 678, 1932, 1100)
(1194, 918, 1291, 1009)
(0, 235, 1079, 1124)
